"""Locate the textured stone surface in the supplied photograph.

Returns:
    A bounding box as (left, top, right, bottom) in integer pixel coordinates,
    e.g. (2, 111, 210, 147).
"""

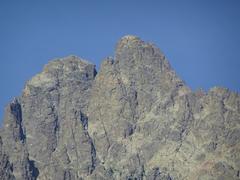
(0, 36, 239, 180)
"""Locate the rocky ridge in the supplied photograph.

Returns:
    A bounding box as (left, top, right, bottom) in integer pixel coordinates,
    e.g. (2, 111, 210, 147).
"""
(0, 36, 239, 180)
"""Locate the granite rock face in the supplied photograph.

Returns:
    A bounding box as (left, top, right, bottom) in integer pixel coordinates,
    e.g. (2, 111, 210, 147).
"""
(0, 36, 239, 180)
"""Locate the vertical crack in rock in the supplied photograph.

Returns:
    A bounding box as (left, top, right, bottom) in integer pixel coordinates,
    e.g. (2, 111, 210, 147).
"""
(79, 112, 97, 174)
(1, 99, 39, 179)
(9, 98, 25, 143)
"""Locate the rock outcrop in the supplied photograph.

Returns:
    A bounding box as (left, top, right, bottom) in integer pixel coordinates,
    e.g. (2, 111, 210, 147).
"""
(0, 36, 239, 180)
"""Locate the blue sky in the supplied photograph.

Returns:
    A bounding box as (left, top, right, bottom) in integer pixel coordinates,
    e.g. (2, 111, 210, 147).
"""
(0, 0, 240, 122)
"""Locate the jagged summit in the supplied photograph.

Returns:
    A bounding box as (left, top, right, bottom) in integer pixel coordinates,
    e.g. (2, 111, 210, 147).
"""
(23, 55, 96, 97)
(0, 36, 239, 180)
(41, 55, 95, 76)
(117, 35, 142, 46)
(120, 34, 140, 40)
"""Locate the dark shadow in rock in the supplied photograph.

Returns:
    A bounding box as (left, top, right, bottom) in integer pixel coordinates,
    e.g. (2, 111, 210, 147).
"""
(29, 160, 39, 178)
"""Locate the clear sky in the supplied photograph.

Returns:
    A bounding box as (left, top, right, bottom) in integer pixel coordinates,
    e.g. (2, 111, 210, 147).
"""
(0, 0, 240, 123)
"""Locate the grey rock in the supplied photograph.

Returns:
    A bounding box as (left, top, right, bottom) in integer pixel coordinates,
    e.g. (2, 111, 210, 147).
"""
(0, 36, 239, 180)
(1, 99, 38, 180)
(0, 137, 15, 180)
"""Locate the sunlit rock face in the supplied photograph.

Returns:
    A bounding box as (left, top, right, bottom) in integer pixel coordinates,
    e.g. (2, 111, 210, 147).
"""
(0, 36, 239, 180)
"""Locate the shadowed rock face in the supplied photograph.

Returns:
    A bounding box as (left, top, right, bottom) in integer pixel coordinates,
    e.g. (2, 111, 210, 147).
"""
(0, 36, 239, 180)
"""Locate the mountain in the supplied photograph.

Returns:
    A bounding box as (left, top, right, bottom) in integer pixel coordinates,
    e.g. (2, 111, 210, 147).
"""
(0, 36, 239, 180)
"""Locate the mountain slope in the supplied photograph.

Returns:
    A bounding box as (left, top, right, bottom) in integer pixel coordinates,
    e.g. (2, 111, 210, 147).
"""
(0, 36, 239, 180)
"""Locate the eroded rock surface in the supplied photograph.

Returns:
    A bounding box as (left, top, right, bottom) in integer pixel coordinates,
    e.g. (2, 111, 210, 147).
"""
(0, 36, 239, 180)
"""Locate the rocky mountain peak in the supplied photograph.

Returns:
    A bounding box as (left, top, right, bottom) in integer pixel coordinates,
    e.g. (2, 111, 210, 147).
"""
(0, 36, 239, 180)
(23, 55, 96, 97)
(43, 55, 94, 73)
(116, 35, 142, 48)
(114, 35, 172, 89)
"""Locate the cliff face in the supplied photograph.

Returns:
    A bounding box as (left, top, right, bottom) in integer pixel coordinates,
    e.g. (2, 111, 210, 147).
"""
(0, 36, 239, 180)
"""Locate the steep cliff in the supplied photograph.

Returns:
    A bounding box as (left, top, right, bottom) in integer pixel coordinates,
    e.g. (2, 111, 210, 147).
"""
(0, 36, 239, 180)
